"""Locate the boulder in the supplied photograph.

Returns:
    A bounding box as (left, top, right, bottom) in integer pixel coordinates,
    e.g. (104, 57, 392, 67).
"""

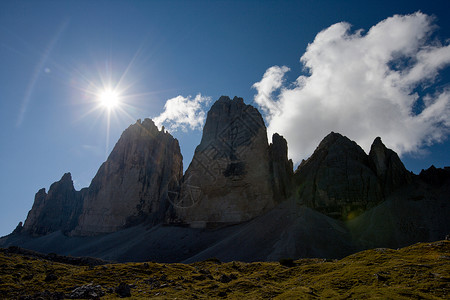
(115, 283, 131, 298)
(69, 284, 105, 299)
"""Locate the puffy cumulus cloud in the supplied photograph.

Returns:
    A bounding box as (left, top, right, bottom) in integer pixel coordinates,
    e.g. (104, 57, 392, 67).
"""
(253, 66, 290, 117)
(154, 94, 211, 132)
(253, 12, 450, 164)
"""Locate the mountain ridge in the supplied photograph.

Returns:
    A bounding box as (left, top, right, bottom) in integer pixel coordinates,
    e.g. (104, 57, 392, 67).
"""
(2, 96, 449, 263)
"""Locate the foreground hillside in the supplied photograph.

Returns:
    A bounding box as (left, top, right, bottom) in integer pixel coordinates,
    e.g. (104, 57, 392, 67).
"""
(1, 241, 449, 299)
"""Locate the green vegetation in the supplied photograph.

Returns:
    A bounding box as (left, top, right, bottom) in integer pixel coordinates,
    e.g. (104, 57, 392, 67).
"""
(1, 241, 449, 299)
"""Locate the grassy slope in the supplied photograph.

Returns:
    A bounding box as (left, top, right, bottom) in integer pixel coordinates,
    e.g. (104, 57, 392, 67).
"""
(0, 241, 449, 299)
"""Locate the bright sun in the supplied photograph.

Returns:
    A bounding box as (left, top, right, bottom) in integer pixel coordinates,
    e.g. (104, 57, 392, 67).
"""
(98, 89, 120, 109)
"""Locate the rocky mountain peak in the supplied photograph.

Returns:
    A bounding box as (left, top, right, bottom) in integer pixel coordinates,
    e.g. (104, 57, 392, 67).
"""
(23, 173, 83, 236)
(173, 96, 275, 227)
(368, 137, 390, 177)
(60, 172, 73, 182)
(198, 96, 263, 152)
(269, 133, 293, 201)
(6, 98, 449, 263)
(419, 165, 450, 186)
(72, 118, 183, 236)
(316, 131, 341, 147)
(294, 133, 382, 219)
(368, 136, 411, 194)
(315, 132, 367, 158)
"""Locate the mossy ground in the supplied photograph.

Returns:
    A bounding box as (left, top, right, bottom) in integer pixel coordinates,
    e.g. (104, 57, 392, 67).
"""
(1, 241, 449, 299)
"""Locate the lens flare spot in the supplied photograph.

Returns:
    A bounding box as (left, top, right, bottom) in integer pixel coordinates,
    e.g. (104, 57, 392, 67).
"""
(99, 89, 120, 109)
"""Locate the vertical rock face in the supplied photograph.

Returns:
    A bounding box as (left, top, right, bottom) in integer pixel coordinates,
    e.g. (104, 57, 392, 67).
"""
(72, 118, 183, 236)
(293, 133, 414, 220)
(173, 96, 275, 227)
(368, 137, 412, 195)
(23, 173, 84, 236)
(419, 165, 450, 186)
(269, 133, 293, 202)
(293, 133, 383, 219)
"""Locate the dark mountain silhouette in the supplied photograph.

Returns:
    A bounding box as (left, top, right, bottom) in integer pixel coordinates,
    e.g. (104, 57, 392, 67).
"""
(2, 96, 449, 262)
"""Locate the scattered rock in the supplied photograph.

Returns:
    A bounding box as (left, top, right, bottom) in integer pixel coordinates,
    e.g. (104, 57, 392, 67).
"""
(69, 284, 105, 299)
(374, 272, 389, 281)
(218, 274, 233, 283)
(44, 273, 58, 282)
(218, 291, 227, 297)
(192, 274, 207, 281)
(22, 274, 34, 281)
(2, 246, 108, 266)
(19, 291, 65, 300)
(115, 282, 131, 298)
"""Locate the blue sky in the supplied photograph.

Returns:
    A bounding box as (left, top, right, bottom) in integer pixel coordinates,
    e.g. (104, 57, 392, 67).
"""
(1, 0, 449, 237)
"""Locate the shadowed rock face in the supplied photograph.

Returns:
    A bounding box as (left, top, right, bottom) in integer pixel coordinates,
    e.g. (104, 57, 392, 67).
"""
(173, 96, 276, 227)
(19, 95, 434, 247)
(293, 133, 413, 220)
(23, 173, 84, 236)
(419, 165, 450, 186)
(7, 100, 449, 262)
(269, 133, 293, 202)
(368, 137, 412, 195)
(71, 118, 183, 236)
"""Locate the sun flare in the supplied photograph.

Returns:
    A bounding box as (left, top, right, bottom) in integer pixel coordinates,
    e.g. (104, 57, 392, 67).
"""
(98, 89, 120, 109)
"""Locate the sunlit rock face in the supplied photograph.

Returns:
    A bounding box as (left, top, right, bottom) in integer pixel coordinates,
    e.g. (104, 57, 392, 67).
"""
(173, 96, 276, 227)
(72, 118, 183, 236)
(293, 133, 413, 220)
(23, 173, 84, 236)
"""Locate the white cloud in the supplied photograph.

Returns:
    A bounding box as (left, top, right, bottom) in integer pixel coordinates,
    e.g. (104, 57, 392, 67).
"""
(253, 12, 450, 164)
(154, 94, 211, 132)
(252, 66, 290, 118)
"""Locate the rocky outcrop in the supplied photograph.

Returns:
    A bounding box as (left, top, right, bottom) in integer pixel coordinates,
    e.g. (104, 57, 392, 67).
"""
(368, 137, 412, 195)
(22, 173, 84, 236)
(419, 165, 450, 186)
(269, 133, 293, 202)
(71, 118, 183, 236)
(293, 133, 382, 219)
(173, 96, 276, 227)
(293, 133, 416, 220)
(4, 110, 450, 262)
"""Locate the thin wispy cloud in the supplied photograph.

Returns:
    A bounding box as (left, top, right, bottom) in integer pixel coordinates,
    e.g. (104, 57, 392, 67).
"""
(253, 12, 450, 164)
(154, 94, 211, 132)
